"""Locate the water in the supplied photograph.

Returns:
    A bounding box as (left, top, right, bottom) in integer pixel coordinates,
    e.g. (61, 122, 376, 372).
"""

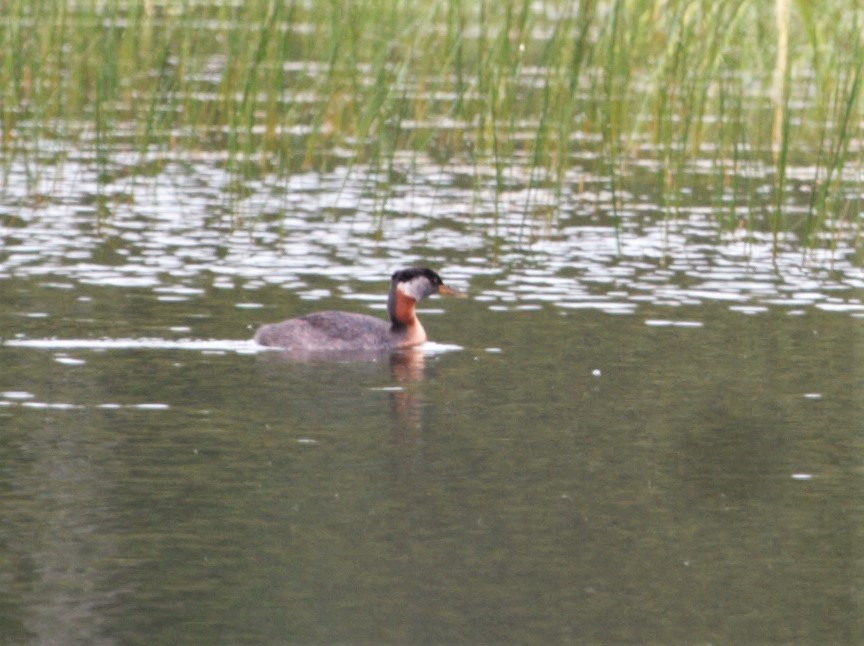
(2, 295, 863, 643)
(3, 12, 864, 645)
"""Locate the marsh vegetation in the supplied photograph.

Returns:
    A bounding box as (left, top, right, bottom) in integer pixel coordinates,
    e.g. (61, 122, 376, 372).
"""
(2, 0, 863, 248)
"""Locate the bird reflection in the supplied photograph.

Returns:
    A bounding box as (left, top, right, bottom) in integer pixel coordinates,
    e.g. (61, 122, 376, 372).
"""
(388, 348, 426, 449)
(255, 343, 430, 435)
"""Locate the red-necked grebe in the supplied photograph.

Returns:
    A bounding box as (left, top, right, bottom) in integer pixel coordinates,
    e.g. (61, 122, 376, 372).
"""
(254, 267, 464, 351)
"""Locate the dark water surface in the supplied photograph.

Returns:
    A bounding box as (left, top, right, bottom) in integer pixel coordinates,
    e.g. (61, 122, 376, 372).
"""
(1, 274, 862, 642)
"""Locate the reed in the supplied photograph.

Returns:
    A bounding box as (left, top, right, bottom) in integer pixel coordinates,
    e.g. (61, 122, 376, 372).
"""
(0, 0, 862, 246)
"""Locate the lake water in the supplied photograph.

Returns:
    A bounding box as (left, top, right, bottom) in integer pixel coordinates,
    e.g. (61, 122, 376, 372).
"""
(3, 13, 864, 644)
(3, 147, 864, 644)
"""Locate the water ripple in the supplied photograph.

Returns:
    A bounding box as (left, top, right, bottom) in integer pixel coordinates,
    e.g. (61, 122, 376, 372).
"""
(2, 153, 864, 320)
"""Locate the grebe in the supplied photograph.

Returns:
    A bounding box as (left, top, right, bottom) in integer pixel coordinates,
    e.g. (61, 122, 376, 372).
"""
(254, 267, 464, 351)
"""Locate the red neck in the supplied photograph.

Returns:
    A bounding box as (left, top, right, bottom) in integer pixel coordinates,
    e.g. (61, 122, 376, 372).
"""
(390, 288, 417, 328)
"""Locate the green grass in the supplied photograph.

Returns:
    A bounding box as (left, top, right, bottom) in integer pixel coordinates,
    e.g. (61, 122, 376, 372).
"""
(1, 0, 862, 248)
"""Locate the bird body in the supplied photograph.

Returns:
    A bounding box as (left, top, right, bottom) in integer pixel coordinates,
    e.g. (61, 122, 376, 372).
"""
(254, 268, 462, 351)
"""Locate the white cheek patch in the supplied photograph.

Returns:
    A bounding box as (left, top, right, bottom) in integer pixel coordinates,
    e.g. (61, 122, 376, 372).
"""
(397, 276, 430, 301)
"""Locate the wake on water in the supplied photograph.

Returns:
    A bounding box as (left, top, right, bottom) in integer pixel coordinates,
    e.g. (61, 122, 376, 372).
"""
(3, 337, 463, 355)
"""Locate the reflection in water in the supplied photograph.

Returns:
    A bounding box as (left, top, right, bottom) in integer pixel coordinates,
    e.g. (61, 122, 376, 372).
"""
(252, 343, 432, 469)
(250, 341, 442, 641)
(388, 349, 427, 475)
(390, 347, 428, 385)
(255, 344, 429, 442)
